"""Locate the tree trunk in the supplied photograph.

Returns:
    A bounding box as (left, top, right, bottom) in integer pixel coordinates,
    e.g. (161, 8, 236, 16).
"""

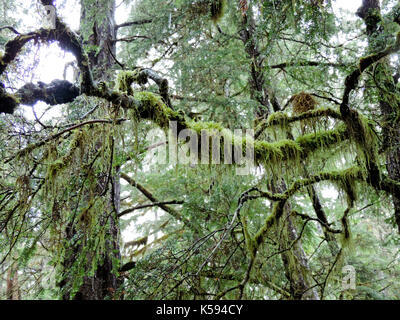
(238, 8, 318, 299)
(357, 0, 400, 232)
(58, 0, 122, 300)
(273, 182, 320, 300)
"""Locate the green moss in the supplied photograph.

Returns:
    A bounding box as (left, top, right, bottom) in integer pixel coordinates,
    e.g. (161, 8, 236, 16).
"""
(116, 70, 147, 95)
(253, 202, 282, 250)
(296, 124, 347, 151)
(133, 91, 182, 128)
(254, 139, 302, 166)
(240, 215, 257, 258)
(128, 90, 348, 173)
(46, 130, 84, 187)
(266, 111, 290, 128)
(347, 113, 379, 178)
(189, 121, 225, 133)
(359, 54, 375, 72)
(16, 142, 38, 160)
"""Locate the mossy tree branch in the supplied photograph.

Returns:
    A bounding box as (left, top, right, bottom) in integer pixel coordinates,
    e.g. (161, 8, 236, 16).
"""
(339, 27, 400, 191)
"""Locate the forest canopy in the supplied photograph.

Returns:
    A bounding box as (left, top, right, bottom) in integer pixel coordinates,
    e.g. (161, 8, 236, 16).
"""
(0, 0, 399, 300)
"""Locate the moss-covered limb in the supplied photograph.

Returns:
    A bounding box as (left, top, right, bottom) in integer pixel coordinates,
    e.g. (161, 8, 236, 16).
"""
(115, 70, 147, 95)
(132, 91, 186, 130)
(191, 119, 348, 168)
(1, 79, 80, 114)
(120, 172, 199, 233)
(243, 167, 363, 255)
(253, 201, 285, 250)
(255, 107, 342, 138)
(283, 167, 363, 200)
(269, 60, 347, 70)
(129, 92, 348, 165)
(255, 124, 349, 165)
(140, 68, 172, 108)
(16, 80, 80, 106)
(240, 166, 370, 275)
(0, 12, 94, 93)
(7, 119, 125, 163)
(115, 69, 171, 108)
(201, 270, 291, 298)
(340, 29, 400, 115)
(5, 84, 349, 171)
(338, 26, 400, 189)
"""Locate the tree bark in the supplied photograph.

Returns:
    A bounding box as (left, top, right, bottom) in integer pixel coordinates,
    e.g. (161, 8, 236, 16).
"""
(272, 182, 320, 300)
(58, 0, 122, 300)
(357, 0, 400, 232)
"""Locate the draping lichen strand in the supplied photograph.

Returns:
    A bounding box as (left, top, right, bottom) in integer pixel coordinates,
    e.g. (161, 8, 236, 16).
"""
(46, 129, 85, 194)
(239, 167, 363, 267)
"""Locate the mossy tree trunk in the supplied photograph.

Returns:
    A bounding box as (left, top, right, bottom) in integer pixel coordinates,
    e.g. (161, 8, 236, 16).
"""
(58, 0, 122, 300)
(357, 0, 400, 233)
(272, 182, 320, 300)
(238, 8, 319, 299)
(6, 263, 20, 300)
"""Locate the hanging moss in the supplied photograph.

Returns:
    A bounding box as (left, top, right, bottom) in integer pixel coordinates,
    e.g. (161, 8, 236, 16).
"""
(116, 70, 148, 95)
(126, 90, 349, 173)
(296, 124, 348, 151)
(345, 112, 379, 180)
(133, 91, 177, 125)
(254, 139, 302, 167)
(253, 202, 283, 250)
(46, 130, 84, 191)
(266, 111, 289, 126)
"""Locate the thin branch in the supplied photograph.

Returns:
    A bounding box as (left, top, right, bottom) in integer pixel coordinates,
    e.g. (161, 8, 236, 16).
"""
(118, 200, 184, 217)
(120, 172, 199, 233)
(0, 26, 20, 35)
(115, 19, 153, 30)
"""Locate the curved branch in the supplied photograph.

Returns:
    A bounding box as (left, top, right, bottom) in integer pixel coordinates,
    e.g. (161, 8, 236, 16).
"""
(0, 17, 94, 95)
(16, 80, 80, 106)
(0, 26, 20, 35)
